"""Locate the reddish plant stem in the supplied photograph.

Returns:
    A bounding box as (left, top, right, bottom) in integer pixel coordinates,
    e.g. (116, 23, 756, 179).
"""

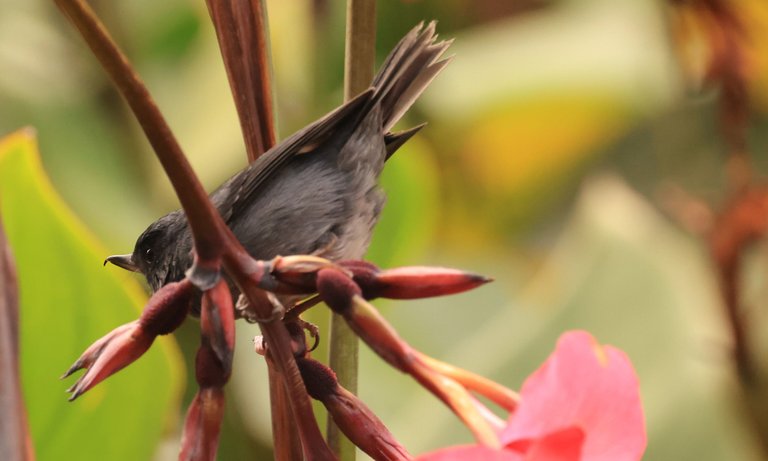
(417, 353, 519, 412)
(0, 216, 35, 461)
(53, 0, 334, 457)
(53, 0, 226, 266)
(708, 189, 768, 458)
(201, 3, 299, 454)
(232, 282, 337, 460)
(710, 234, 752, 381)
(248, 293, 305, 461)
(205, 0, 276, 162)
(702, 0, 754, 389)
(691, 1, 768, 457)
(267, 365, 304, 461)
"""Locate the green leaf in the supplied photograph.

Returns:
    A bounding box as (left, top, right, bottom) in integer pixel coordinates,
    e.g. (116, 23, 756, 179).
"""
(0, 129, 184, 460)
(367, 137, 440, 268)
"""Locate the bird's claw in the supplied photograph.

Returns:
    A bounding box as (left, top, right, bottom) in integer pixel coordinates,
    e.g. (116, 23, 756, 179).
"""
(234, 292, 285, 324)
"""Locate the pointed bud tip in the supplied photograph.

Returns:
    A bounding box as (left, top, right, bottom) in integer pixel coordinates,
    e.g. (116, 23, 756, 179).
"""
(473, 274, 493, 284)
(66, 386, 83, 401)
(369, 266, 493, 300)
(61, 361, 83, 379)
(60, 321, 154, 401)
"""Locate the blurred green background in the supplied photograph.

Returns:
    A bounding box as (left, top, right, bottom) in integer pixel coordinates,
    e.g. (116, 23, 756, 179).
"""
(3, 0, 768, 459)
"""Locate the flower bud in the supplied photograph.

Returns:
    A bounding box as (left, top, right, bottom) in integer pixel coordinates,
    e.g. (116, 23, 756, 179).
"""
(297, 357, 411, 461)
(63, 279, 194, 400)
(179, 387, 225, 461)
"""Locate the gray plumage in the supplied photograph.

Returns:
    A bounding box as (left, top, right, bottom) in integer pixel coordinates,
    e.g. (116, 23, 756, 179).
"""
(114, 22, 451, 297)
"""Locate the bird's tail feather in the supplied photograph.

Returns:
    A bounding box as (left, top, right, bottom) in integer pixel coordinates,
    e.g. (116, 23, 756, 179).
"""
(369, 21, 452, 132)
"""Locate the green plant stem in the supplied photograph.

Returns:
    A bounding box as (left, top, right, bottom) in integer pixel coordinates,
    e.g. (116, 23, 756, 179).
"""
(327, 1, 376, 459)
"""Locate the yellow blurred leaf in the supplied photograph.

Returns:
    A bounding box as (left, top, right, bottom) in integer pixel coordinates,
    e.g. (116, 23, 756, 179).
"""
(462, 91, 630, 196)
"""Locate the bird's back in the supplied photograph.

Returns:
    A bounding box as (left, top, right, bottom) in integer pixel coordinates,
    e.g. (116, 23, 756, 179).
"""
(211, 22, 450, 262)
(127, 23, 451, 293)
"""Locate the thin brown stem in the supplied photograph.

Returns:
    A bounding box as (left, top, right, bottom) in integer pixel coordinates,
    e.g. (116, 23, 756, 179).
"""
(205, 0, 276, 163)
(233, 283, 337, 461)
(268, 365, 304, 461)
(203, 2, 300, 457)
(690, 1, 768, 457)
(708, 187, 768, 458)
(54, 1, 334, 456)
(53, 0, 226, 266)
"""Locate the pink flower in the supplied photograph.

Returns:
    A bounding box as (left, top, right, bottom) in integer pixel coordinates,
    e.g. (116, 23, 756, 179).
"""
(417, 331, 646, 461)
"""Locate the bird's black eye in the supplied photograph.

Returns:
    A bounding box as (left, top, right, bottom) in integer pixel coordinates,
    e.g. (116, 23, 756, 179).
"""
(145, 248, 154, 262)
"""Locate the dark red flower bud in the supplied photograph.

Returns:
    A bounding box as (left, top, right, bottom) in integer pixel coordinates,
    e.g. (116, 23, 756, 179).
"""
(183, 282, 234, 461)
(179, 387, 225, 461)
(139, 278, 194, 336)
(265, 255, 350, 294)
(195, 345, 228, 389)
(297, 358, 411, 461)
(62, 321, 152, 401)
(316, 268, 362, 315)
(320, 284, 413, 372)
(62, 279, 194, 400)
(199, 280, 234, 379)
(352, 266, 492, 300)
(314, 284, 502, 447)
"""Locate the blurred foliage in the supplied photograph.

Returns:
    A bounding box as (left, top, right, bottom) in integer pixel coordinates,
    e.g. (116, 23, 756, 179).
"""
(4, 0, 768, 459)
(0, 130, 183, 460)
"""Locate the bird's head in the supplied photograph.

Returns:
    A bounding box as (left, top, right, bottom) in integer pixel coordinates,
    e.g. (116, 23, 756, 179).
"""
(105, 210, 190, 292)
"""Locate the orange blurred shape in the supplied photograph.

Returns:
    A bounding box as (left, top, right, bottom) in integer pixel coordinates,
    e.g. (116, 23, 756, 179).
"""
(670, 0, 768, 110)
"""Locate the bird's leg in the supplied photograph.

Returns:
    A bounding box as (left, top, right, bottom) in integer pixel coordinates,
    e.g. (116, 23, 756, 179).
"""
(294, 317, 321, 353)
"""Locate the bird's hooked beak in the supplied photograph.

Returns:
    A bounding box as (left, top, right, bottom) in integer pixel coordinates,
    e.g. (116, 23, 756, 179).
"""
(104, 254, 139, 272)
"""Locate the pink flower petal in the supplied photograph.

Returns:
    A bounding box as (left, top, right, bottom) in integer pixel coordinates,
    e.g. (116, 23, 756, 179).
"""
(501, 331, 646, 461)
(416, 445, 525, 461)
(520, 427, 584, 461)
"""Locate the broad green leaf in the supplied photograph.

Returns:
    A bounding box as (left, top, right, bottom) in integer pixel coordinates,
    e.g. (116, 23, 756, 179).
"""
(367, 137, 440, 268)
(0, 129, 184, 461)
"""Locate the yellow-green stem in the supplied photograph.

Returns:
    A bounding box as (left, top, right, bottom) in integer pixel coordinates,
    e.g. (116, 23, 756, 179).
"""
(328, 1, 376, 459)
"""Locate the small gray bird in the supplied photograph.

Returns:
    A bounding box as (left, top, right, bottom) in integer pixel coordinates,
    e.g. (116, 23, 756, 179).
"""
(105, 23, 451, 304)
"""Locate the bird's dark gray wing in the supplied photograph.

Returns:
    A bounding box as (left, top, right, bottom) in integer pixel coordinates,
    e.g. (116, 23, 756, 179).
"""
(212, 88, 375, 222)
(213, 21, 450, 222)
